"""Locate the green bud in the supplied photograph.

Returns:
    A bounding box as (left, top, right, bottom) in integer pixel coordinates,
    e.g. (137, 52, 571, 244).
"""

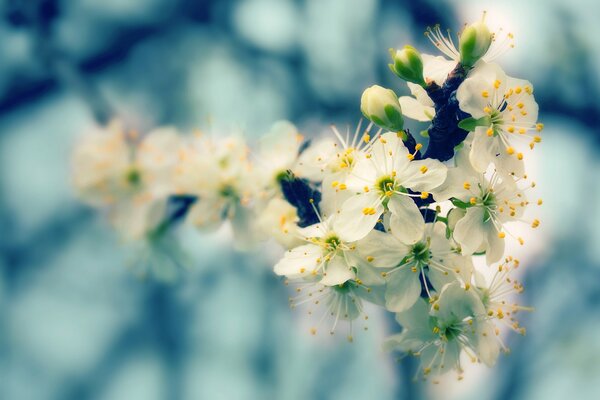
(459, 20, 492, 68)
(388, 45, 426, 86)
(360, 85, 404, 132)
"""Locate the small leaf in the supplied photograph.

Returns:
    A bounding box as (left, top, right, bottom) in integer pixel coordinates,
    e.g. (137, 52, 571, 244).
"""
(458, 116, 490, 131)
(451, 198, 471, 209)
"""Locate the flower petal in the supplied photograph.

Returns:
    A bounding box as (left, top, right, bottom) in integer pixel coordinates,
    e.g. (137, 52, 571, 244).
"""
(469, 127, 497, 173)
(453, 207, 485, 255)
(422, 54, 456, 86)
(357, 230, 410, 268)
(320, 256, 355, 286)
(385, 267, 422, 312)
(388, 194, 425, 245)
(485, 225, 505, 264)
(399, 159, 447, 192)
(407, 82, 434, 107)
(274, 244, 322, 278)
(398, 96, 435, 122)
(334, 192, 384, 242)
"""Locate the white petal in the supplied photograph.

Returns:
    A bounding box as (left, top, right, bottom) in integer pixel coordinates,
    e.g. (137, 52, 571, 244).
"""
(274, 244, 322, 278)
(394, 296, 431, 331)
(355, 262, 386, 286)
(297, 218, 329, 239)
(485, 225, 505, 264)
(369, 131, 411, 175)
(428, 222, 452, 255)
(496, 148, 525, 178)
(343, 156, 377, 191)
(432, 165, 470, 201)
(399, 158, 447, 192)
(294, 138, 337, 181)
(388, 195, 425, 245)
(504, 76, 539, 126)
(407, 82, 434, 107)
(334, 192, 383, 242)
(357, 230, 409, 268)
(385, 268, 422, 312)
(453, 207, 485, 255)
(398, 96, 434, 122)
(422, 54, 456, 86)
(320, 256, 355, 286)
(475, 322, 501, 366)
(434, 282, 485, 323)
(259, 121, 301, 180)
(469, 127, 498, 173)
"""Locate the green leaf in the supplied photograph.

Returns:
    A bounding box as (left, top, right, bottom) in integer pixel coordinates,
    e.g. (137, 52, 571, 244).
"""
(450, 198, 471, 209)
(458, 116, 490, 131)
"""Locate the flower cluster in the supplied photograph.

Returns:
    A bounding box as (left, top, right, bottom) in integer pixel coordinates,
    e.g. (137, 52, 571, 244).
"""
(71, 13, 542, 381)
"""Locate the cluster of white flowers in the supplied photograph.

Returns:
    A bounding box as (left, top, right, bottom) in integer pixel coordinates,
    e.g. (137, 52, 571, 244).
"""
(71, 13, 542, 381)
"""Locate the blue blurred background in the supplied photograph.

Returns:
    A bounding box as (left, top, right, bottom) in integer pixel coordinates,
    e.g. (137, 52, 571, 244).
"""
(1, 0, 599, 399)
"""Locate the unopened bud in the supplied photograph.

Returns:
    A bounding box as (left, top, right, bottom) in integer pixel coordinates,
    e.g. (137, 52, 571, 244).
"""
(388, 45, 426, 86)
(459, 20, 492, 68)
(360, 85, 404, 132)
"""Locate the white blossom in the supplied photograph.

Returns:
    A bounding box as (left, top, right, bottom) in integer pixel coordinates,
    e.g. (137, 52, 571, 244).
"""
(72, 121, 181, 239)
(384, 282, 501, 379)
(175, 134, 258, 246)
(436, 145, 538, 264)
(359, 222, 473, 312)
(457, 62, 543, 176)
(334, 131, 447, 243)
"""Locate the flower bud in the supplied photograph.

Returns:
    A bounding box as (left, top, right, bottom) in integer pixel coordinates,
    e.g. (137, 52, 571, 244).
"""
(388, 46, 426, 86)
(459, 20, 492, 68)
(360, 85, 404, 132)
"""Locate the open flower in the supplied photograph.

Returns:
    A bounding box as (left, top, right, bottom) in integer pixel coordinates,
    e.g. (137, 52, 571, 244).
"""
(72, 121, 181, 239)
(385, 282, 501, 379)
(359, 222, 472, 312)
(435, 145, 536, 264)
(457, 62, 542, 176)
(274, 214, 358, 286)
(287, 278, 383, 341)
(294, 121, 381, 185)
(334, 132, 447, 243)
(175, 134, 258, 247)
(473, 257, 531, 338)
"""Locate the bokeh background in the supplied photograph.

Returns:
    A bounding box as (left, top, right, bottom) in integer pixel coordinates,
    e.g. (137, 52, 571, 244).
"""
(1, 0, 600, 399)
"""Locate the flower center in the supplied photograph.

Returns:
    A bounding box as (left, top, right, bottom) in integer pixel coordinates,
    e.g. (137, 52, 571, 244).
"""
(376, 175, 398, 195)
(323, 234, 342, 251)
(481, 190, 496, 222)
(219, 183, 238, 199)
(411, 240, 431, 264)
(442, 322, 462, 341)
(333, 281, 352, 293)
(125, 167, 142, 188)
